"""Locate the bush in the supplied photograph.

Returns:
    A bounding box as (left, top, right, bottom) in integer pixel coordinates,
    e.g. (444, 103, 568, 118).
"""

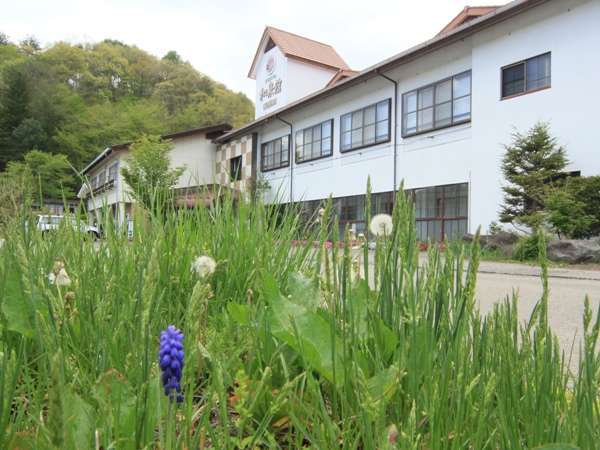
(546, 176, 600, 238)
(513, 232, 543, 261)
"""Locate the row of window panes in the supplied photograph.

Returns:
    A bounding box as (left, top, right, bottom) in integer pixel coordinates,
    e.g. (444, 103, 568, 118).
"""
(90, 163, 118, 189)
(502, 53, 550, 98)
(295, 120, 333, 163)
(340, 100, 390, 151)
(260, 55, 551, 171)
(261, 135, 290, 171)
(402, 71, 471, 136)
(293, 183, 468, 241)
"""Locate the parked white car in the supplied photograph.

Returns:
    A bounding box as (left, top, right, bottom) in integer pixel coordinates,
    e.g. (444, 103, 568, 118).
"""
(36, 215, 102, 239)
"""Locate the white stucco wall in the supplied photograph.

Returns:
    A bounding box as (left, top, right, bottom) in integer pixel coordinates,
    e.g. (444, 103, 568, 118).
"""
(256, 0, 600, 234)
(168, 135, 216, 188)
(254, 45, 338, 118)
(82, 132, 219, 212)
(286, 58, 337, 103)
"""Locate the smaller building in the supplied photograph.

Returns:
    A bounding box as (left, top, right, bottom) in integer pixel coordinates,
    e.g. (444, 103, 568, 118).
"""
(77, 124, 232, 224)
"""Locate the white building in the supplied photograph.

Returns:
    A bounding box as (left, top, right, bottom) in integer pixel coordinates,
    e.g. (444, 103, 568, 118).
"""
(215, 0, 600, 241)
(79, 0, 599, 241)
(78, 124, 232, 223)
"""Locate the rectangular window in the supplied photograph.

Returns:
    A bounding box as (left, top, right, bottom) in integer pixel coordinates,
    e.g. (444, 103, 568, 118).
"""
(502, 53, 551, 99)
(230, 155, 242, 181)
(340, 99, 390, 152)
(97, 170, 106, 187)
(261, 135, 290, 172)
(295, 119, 333, 163)
(407, 183, 468, 241)
(108, 163, 118, 182)
(402, 71, 471, 137)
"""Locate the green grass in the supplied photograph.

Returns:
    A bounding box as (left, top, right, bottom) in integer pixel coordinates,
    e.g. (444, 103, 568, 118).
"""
(0, 188, 598, 449)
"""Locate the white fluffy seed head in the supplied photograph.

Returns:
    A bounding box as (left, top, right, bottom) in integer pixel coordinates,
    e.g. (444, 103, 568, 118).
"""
(369, 214, 393, 237)
(191, 255, 216, 278)
(54, 268, 71, 287)
(0, 238, 5, 249)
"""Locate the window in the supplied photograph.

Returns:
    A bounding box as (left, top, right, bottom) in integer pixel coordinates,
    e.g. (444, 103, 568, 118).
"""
(407, 183, 468, 241)
(230, 156, 242, 181)
(295, 119, 333, 163)
(502, 53, 551, 99)
(261, 135, 290, 172)
(402, 71, 471, 137)
(97, 170, 106, 187)
(108, 163, 118, 182)
(340, 99, 390, 152)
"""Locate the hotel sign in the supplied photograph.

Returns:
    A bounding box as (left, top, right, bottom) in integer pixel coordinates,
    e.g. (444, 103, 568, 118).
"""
(255, 48, 287, 117)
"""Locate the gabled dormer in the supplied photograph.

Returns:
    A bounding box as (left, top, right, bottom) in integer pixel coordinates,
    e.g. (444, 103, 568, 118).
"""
(248, 26, 352, 118)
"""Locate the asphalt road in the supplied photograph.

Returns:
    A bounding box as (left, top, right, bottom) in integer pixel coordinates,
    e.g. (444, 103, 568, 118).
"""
(474, 267, 600, 370)
(363, 252, 600, 371)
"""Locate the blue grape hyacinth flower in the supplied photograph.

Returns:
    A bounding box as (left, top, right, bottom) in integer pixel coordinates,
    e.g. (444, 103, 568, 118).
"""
(159, 325, 185, 403)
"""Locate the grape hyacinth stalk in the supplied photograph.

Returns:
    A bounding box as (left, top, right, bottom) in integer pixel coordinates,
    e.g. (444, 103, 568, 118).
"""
(159, 325, 184, 403)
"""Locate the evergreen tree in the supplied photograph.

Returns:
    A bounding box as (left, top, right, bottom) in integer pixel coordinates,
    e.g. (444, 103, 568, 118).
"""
(499, 122, 568, 229)
(0, 67, 30, 169)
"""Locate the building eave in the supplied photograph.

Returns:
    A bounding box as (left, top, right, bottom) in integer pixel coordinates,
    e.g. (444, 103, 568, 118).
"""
(80, 123, 232, 175)
(218, 0, 550, 144)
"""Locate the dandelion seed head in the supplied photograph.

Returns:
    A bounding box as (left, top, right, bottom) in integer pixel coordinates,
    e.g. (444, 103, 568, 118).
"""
(54, 268, 71, 287)
(191, 255, 216, 278)
(369, 214, 393, 237)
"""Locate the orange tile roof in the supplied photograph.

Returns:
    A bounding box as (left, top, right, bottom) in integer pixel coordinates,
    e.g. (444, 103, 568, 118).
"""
(248, 26, 350, 79)
(438, 6, 501, 35)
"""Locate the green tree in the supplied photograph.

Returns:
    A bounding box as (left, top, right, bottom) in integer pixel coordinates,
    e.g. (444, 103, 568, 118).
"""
(0, 67, 30, 169)
(0, 39, 254, 183)
(499, 122, 568, 229)
(120, 135, 184, 214)
(4, 150, 75, 200)
(545, 176, 600, 238)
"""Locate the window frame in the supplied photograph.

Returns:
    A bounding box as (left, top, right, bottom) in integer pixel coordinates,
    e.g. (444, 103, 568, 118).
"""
(107, 163, 118, 182)
(339, 98, 392, 153)
(401, 70, 472, 138)
(230, 155, 243, 181)
(501, 52, 551, 100)
(260, 134, 291, 172)
(295, 119, 334, 164)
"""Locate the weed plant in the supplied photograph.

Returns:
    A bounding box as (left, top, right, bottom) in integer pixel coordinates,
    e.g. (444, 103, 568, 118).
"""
(0, 187, 598, 449)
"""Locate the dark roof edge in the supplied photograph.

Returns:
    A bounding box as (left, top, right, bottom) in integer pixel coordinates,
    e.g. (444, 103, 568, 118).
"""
(217, 0, 549, 144)
(81, 123, 232, 175)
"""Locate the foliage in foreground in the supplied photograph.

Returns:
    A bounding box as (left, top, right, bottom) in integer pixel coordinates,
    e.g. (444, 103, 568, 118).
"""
(0, 190, 599, 449)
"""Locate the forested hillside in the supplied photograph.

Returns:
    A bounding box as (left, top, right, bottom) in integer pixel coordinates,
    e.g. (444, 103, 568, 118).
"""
(0, 33, 254, 181)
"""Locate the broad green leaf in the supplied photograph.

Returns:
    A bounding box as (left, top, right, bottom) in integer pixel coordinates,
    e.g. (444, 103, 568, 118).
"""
(267, 273, 346, 387)
(373, 317, 398, 362)
(228, 302, 251, 326)
(1, 289, 47, 338)
(287, 272, 321, 309)
(366, 364, 401, 405)
(63, 388, 94, 449)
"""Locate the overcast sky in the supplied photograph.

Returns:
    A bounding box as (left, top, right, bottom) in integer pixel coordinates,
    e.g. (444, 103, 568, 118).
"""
(3, 0, 502, 100)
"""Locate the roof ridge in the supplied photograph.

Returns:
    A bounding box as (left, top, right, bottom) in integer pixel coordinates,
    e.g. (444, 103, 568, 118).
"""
(266, 25, 337, 49)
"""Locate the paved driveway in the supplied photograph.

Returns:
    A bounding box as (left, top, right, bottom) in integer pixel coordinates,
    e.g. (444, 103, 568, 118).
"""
(473, 262, 600, 371)
(361, 252, 600, 371)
